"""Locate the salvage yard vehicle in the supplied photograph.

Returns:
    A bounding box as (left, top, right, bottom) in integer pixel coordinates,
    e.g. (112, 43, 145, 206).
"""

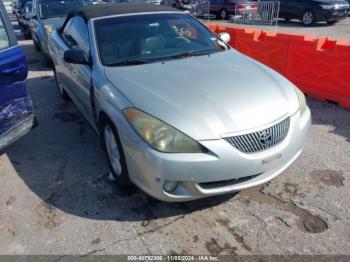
(12, 0, 31, 25)
(161, 0, 191, 10)
(21, 1, 33, 39)
(209, 0, 257, 19)
(276, 0, 350, 25)
(49, 3, 311, 202)
(29, 0, 92, 59)
(0, 2, 34, 150)
(112, 0, 163, 4)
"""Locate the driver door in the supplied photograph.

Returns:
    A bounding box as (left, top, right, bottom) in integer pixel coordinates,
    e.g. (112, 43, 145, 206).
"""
(62, 16, 94, 126)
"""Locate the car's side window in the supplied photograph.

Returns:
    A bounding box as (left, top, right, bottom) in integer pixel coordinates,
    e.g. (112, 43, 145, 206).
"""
(62, 18, 75, 46)
(62, 18, 73, 40)
(25, 3, 33, 13)
(67, 16, 90, 54)
(0, 14, 10, 51)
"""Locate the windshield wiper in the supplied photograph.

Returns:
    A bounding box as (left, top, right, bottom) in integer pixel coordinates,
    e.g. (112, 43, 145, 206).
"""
(107, 59, 151, 67)
(164, 49, 217, 60)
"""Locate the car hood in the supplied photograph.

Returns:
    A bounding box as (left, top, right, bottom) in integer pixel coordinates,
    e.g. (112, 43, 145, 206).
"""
(104, 50, 300, 140)
(42, 18, 65, 29)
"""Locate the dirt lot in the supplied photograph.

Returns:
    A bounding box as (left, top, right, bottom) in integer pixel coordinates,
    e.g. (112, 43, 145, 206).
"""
(0, 21, 350, 256)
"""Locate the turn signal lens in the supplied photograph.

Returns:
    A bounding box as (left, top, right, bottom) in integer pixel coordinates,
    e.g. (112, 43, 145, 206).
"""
(294, 87, 307, 116)
(44, 24, 54, 33)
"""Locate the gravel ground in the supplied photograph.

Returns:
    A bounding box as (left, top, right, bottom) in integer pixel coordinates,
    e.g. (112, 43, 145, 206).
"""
(211, 17, 350, 41)
(0, 18, 349, 256)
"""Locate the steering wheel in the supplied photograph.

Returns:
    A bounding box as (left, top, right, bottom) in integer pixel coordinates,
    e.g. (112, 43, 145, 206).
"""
(167, 37, 189, 48)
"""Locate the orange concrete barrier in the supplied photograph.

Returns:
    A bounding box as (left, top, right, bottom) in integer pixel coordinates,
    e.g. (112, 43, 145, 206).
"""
(285, 36, 350, 109)
(207, 23, 350, 109)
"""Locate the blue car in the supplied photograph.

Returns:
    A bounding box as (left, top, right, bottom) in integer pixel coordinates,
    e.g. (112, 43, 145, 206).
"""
(0, 2, 34, 150)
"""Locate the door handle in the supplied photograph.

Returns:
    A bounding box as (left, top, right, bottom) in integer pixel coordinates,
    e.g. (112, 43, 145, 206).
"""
(1, 64, 24, 75)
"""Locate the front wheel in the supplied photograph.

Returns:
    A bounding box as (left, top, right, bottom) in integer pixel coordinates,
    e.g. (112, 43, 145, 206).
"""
(33, 37, 41, 51)
(100, 117, 131, 186)
(54, 66, 70, 100)
(219, 9, 227, 20)
(23, 26, 31, 39)
(301, 10, 314, 26)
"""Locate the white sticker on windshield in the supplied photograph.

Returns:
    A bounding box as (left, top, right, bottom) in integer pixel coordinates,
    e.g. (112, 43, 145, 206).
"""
(172, 26, 192, 37)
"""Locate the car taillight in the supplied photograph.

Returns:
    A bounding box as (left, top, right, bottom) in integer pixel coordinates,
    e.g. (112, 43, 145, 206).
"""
(236, 3, 245, 9)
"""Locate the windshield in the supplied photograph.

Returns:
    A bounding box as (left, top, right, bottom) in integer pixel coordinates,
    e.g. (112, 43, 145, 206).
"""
(25, 3, 33, 13)
(38, 0, 91, 19)
(94, 13, 228, 66)
(20, 0, 31, 8)
(0, 14, 10, 51)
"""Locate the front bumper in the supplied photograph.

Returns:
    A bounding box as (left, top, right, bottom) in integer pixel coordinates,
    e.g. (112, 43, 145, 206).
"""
(0, 113, 35, 151)
(121, 108, 311, 202)
(317, 9, 349, 21)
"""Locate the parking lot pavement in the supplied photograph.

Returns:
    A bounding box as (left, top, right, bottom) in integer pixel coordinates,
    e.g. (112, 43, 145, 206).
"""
(0, 37, 350, 256)
(212, 17, 350, 40)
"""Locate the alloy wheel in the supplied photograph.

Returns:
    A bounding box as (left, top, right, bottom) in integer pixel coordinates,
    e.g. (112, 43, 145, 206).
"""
(302, 11, 313, 25)
(104, 125, 122, 176)
(220, 9, 227, 20)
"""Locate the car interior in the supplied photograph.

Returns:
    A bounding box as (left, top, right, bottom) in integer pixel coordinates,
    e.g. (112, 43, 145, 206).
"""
(96, 15, 218, 65)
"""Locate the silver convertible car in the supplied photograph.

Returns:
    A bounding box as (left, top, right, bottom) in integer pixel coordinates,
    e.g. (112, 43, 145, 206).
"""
(48, 4, 311, 202)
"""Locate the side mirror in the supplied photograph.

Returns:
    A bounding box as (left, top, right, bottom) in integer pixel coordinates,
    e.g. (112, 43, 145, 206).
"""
(219, 32, 230, 44)
(64, 49, 91, 66)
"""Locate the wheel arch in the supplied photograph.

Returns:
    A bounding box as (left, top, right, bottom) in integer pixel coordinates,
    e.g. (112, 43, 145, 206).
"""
(98, 110, 110, 131)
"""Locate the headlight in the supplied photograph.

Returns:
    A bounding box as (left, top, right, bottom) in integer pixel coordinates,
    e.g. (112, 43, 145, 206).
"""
(44, 24, 54, 33)
(294, 87, 307, 116)
(334, 3, 348, 9)
(320, 4, 334, 9)
(123, 108, 204, 153)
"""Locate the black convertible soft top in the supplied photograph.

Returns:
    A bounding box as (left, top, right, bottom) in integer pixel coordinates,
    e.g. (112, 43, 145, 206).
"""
(60, 3, 178, 30)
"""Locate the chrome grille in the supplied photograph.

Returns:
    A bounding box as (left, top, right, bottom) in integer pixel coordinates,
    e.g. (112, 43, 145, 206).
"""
(225, 117, 290, 153)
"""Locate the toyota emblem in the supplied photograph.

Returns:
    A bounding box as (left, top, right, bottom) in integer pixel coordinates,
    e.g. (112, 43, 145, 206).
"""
(258, 130, 272, 147)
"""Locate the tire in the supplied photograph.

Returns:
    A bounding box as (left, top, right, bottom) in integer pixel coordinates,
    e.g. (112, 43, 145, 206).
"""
(45, 55, 53, 67)
(54, 66, 70, 101)
(219, 9, 227, 20)
(301, 10, 315, 26)
(326, 20, 337, 25)
(100, 116, 131, 186)
(17, 16, 22, 25)
(33, 37, 41, 51)
(23, 26, 31, 40)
